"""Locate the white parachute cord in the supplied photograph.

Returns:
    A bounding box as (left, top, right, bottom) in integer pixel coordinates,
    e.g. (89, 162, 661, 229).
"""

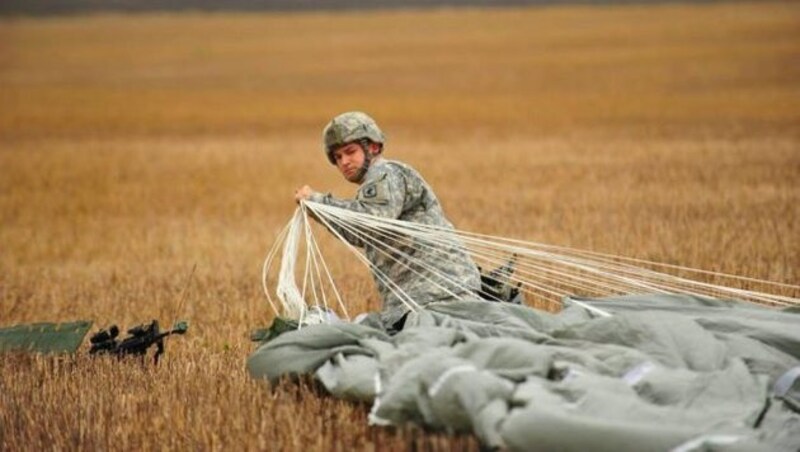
(313, 202, 800, 304)
(279, 203, 614, 313)
(306, 222, 351, 321)
(310, 203, 669, 301)
(305, 201, 774, 287)
(262, 220, 293, 317)
(346, 216, 657, 305)
(345, 214, 660, 299)
(295, 204, 353, 320)
(510, 239, 800, 291)
(264, 208, 350, 321)
(311, 206, 479, 303)
(306, 202, 799, 306)
(444, 228, 795, 305)
(275, 208, 307, 320)
(479, 236, 798, 305)
(300, 207, 312, 312)
(332, 212, 622, 303)
(387, 211, 799, 293)
(306, 214, 326, 314)
(298, 203, 318, 327)
(310, 204, 485, 303)
(307, 203, 422, 313)
(332, 208, 670, 298)
(465, 247, 648, 301)
(498, 242, 797, 306)
(461, 238, 769, 304)
(310, 204, 619, 307)
(301, 202, 335, 320)
(447, 220, 799, 300)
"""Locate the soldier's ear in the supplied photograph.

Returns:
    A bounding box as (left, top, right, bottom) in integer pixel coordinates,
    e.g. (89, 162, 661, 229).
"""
(368, 142, 382, 156)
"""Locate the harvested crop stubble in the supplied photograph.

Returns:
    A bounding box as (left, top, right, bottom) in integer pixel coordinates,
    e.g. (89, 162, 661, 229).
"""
(1, 2, 799, 449)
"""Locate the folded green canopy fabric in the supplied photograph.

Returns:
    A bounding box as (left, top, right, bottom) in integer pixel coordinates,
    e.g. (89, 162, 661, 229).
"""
(247, 295, 800, 451)
(0, 321, 92, 354)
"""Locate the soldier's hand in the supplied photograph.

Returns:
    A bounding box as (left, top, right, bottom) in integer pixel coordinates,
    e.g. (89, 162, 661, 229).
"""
(294, 185, 314, 204)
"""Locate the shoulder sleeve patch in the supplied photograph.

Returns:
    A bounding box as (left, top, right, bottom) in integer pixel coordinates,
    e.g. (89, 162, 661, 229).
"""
(357, 173, 390, 203)
(362, 184, 378, 198)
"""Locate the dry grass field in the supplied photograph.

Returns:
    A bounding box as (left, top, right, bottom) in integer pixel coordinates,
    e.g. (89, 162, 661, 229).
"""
(1, 2, 799, 450)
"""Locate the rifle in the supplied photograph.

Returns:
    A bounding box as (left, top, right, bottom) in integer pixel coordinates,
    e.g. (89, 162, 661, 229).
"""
(89, 320, 188, 365)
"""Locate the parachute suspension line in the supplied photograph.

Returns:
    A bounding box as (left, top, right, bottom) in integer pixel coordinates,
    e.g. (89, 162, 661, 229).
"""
(375, 224, 653, 305)
(307, 203, 677, 301)
(311, 206, 497, 302)
(353, 202, 795, 305)
(309, 206, 423, 315)
(262, 205, 353, 322)
(300, 201, 800, 308)
(262, 201, 798, 320)
(299, 203, 319, 324)
(449, 226, 796, 306)
(302, 204, 351, 321)
(335, 212, 668, 301)
(311, 206, 481, 309)
(450, 220, 799, 304)
(262, 218, 292, 317)
(275, 208, 307, 320)
(331, 213, 598, 307)
(323, 205, 798, 292)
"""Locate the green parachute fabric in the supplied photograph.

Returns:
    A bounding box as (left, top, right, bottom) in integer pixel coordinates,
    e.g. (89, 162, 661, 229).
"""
(0, 321, 92, 354)
(247, 295, 800, 451)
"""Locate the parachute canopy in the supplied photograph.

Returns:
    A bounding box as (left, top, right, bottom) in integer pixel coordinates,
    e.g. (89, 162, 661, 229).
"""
(251, 204, 800, 450)
(249, 295, 800, 451)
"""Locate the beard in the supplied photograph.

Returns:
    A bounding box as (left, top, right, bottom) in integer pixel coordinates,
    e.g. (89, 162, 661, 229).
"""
(342, 148, 372, 184)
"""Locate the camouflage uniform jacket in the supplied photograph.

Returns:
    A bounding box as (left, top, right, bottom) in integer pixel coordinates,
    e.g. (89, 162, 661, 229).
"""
(309, 158, 481, 328)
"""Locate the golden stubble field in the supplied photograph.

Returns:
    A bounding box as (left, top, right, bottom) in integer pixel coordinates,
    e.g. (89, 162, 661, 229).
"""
(1, 2, 799, 450)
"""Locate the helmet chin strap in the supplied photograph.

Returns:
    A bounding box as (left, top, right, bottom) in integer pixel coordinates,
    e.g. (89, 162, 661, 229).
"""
(352, 142, 374, 183)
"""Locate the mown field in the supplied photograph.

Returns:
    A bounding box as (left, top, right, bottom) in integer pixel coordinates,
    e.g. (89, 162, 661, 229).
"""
(1, 2, 799, 450)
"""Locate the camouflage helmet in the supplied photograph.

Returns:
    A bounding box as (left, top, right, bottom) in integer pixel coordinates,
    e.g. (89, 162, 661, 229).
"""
(322, 111, 385, 164)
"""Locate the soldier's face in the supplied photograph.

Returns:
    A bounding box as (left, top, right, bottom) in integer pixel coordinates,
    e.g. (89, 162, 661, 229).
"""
(333, 142, 378, 184)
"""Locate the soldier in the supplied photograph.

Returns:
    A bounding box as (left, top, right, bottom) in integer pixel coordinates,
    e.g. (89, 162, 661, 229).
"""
(294, 111, 481, 332)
